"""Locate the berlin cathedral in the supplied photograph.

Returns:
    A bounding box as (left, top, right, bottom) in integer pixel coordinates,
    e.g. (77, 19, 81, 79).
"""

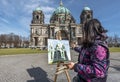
(30, 1, 93, 48)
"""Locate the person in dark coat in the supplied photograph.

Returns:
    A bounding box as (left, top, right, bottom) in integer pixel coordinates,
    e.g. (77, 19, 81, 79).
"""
(67, 19, 110, 82)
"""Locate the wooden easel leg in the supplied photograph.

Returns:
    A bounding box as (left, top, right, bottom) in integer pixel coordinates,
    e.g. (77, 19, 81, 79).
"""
(54, 62, 71, 82)
(54, 62, 61, 82)
(64, 70, 71, 82)
(54, 74, 58, 82)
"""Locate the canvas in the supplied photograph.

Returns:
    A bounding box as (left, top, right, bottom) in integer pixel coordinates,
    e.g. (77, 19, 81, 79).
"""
(48, 39, 71, 64)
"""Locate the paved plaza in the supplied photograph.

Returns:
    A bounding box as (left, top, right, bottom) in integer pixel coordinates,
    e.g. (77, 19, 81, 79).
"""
(0, 50, 120, 82)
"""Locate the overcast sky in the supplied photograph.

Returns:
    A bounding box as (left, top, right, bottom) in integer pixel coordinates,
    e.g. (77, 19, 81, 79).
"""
(0, 0, 120, 37)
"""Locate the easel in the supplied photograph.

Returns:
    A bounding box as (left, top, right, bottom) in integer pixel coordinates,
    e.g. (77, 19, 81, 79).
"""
(54, 31, 71, 82)
(54, 61, 71, 82)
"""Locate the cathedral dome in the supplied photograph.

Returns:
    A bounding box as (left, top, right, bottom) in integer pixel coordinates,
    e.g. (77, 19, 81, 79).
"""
(54, 6, 70, 14)
(53, 1, 70, 14)
(50, 0, 75, 24)
(34, 7, 42, 11)
(83, 6, 91, 11)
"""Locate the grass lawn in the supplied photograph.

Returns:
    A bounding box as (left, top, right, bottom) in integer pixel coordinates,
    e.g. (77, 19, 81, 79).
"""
(0, 48, 47, 55)
(0, 47, 120, 56)
(109, 47, 120, 52)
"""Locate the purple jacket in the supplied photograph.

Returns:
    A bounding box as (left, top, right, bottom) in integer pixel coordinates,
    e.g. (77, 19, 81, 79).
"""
(73, 40, 110, 82)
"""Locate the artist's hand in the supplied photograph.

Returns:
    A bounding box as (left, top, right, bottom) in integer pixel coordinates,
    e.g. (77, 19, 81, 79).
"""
(67, 62, 75, 70)
(70, 41, 77, 48)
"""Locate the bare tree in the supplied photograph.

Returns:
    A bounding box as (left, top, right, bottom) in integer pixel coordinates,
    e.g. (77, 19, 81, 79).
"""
(22, 36, 29, 48)
(108, 34, 120, 47)
(13, 35, 20, 48)
(1, 34, 8, 48)
(113, 34, 120, 47)
(7, 33, 14, 48)
(107, 36, 114, 47)
(0, 33, 30, 48)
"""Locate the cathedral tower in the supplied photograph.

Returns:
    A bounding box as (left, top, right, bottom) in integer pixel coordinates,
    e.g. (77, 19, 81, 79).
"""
(30, 7, 48, 48)
(80, 6, 93, 25)
(31, 7, 44, 24)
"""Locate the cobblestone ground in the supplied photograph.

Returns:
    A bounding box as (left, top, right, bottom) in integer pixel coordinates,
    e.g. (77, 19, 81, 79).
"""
(0, 50, 120, 82)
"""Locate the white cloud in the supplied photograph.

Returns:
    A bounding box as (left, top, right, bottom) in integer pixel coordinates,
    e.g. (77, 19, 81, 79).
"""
(0, 0, 17, 18)
(40, 0, 54, 4)
(45, 14, 52, 24)
(0, 0, 55, 36)
(41, 0, 49, 3)
(0, 23, 14, 34)
(29, 0, 51, 4)
(41, 6, 55, 23)
(0, 17, 10, 24)
(41, 6, 55, 13)
(22, 2, 55, 23)
(24, 4, 39, 15)
(19, 19, 31, 32)
(0, 21, 29, 37)
(22, 1, 54, 13)
(40, 6, 55, 24)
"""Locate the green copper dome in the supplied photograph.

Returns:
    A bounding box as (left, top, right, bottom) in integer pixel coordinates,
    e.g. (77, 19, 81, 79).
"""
(83, 6, 91, 11)
(53, 1, 70, 14)
(50, 0, 75, 24)
(34, 7, 42, 11)
(54, 6, 70, 14)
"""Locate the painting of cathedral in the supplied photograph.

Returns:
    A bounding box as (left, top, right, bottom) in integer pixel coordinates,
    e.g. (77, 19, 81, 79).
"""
(30, 0, 93, 49)
(48, 39, 70, 64)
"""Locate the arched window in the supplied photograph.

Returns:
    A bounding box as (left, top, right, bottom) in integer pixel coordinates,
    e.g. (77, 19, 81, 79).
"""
(87, 14, 90, 19)
(36, 15, 39, 19)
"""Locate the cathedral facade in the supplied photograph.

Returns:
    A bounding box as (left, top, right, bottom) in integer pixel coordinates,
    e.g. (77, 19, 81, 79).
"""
(30, 1, 93, 48)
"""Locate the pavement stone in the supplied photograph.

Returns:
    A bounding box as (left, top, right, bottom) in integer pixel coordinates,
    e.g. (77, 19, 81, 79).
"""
(0, 50, 120, 82)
